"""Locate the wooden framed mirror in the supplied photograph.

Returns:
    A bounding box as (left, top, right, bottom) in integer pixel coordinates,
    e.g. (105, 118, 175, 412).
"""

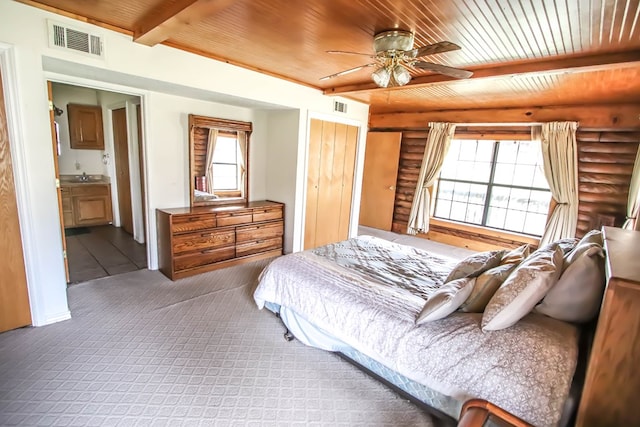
(189, 114, 251, 207)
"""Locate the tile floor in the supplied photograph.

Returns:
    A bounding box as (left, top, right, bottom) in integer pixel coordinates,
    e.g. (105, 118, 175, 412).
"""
(65, 225, 147, 284)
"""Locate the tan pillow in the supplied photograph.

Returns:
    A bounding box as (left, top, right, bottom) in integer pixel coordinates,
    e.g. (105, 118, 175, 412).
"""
(459, 263, 518, 313)
(535, 245, 606, 322)
(539, 238, 580, 255)
(445, 250, 505, 283)
(500, 244, 531, 265)
(563, 242, 603, 271)
(577, 229, 603, 247)
(416, 277, 476, 323)
(482, 247, 564, 331)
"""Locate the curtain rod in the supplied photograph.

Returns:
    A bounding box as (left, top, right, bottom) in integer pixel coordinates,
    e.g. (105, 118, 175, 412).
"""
(453, 122, 543, 127)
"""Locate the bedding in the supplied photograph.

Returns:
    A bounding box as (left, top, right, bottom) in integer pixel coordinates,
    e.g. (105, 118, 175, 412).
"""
(254, 236, 580, 427)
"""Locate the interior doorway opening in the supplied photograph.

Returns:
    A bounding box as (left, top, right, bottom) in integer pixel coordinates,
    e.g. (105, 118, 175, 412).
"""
(49, 81, 147, 284)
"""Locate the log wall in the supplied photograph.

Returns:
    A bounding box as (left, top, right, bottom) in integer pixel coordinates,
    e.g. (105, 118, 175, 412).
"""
(388, 128, 639, 247)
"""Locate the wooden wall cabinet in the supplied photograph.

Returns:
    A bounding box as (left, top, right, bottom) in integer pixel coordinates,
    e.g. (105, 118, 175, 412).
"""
(62, 184, 113, 228)
(157, 201, 284, 280)
(67, 103, 105, 150)
(576, 226, 640, 427)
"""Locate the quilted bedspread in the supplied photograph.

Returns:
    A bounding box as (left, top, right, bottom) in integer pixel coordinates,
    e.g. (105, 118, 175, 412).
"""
(254, 236, 579, 427)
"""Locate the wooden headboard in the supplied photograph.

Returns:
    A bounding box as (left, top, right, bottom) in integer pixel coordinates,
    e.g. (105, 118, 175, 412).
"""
(575, 226, 640, 426)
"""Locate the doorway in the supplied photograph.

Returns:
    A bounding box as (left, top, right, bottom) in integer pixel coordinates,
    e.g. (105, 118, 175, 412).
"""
(49, 82, 147, 284)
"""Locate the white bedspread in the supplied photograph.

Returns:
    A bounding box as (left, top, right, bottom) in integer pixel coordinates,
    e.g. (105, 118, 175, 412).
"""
(254, 236, 579, 427)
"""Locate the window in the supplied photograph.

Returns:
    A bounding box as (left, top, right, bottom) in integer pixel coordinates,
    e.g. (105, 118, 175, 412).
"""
(212, 133, 241, 191)
(433, 139, 550, 236)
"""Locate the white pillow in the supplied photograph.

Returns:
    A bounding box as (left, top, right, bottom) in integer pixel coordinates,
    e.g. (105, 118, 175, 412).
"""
(535, 245, 605, 322)
(416, 277, 476, 323)
(444, 250, 505, 283)
(482, 247, 563, 331)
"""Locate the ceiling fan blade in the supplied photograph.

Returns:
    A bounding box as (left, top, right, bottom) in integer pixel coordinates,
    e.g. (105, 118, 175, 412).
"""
(413, 61, 473, 79)
(409, 41, 462, 58)
(327, 50, 377, 58)
(319, 63, 376, 80)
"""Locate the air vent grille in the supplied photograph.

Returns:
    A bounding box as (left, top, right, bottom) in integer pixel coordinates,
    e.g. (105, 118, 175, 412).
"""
(333, 101, 347, 113)
(48, 20, 104, 59)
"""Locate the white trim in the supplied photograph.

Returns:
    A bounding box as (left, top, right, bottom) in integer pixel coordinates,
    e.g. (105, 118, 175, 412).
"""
(0, 43, 45, 326)
(38, 310, 71, 326)
(45, 72, 156, 270)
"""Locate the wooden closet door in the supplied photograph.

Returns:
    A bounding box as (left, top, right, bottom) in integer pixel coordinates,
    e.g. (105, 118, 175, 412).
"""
(304, 119, 358, 250)
(0, 69, 31, 332)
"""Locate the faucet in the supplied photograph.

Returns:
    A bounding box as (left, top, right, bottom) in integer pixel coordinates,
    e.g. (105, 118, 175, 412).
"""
(80, 172, 89, 182)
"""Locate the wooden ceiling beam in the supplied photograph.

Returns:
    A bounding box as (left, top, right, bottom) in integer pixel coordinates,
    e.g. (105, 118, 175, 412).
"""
(324, 50, 640, 96)
(133, 0, 236, 46)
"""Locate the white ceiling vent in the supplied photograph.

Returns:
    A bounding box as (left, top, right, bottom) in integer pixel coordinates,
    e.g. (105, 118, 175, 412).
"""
(48, 20, 104, 59)
(333, 100, 347, 114)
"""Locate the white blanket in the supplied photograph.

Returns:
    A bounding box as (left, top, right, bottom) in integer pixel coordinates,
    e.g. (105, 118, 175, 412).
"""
(254, 236, 579, 427)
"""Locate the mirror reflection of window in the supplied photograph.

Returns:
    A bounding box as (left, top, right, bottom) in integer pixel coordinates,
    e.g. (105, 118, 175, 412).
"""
(212, 133, 240, 191)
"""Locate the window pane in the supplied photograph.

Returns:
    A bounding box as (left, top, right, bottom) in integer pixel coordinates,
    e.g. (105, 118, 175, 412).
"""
(528, 189, 551, 214)
(434, 199, 451, 218)
(469, 184, 487, 205)
(453, 182, 471, 202)
(493, 163, 515, 186)
(436, 137, 550, 237)
(486, 207, 506, 229)
(212, 164, 238, 190)
(489, 186, 510, 208)
(213, 135, 238, 164)
(523, 212, 548, 235)
(465, 203, 484, 224)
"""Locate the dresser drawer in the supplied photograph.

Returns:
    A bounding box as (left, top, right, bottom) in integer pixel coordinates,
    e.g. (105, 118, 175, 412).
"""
(236, 221, 283, 243)
(236, 237, 282, 258)
(217, 211, 253, 227)
(253, 206, 283, 222)
(172, 229, 235, 255)
(171, 214, 217, 234)
(174, 246, 235, 272)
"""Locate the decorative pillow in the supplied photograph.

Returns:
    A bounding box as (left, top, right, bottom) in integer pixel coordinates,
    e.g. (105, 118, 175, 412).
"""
(563, 242, 603, 271)
(577, 229, 603, 247)
(538, 238, 579, 255)
(458, 263, 518, 313)
(444, 250, 505, 283)
(482, 246, 564, 331)
(535, 245, 606, 322)
(416, 277, 476, 323)
(499, 244, 531, 265)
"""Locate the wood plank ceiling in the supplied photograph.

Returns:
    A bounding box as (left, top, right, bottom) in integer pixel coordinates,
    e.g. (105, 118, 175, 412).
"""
(19, 0, 640, 114)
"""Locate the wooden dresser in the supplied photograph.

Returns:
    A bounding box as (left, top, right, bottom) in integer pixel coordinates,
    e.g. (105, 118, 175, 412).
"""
(576, 226, 640, 426)
(157, 201, 284, 280)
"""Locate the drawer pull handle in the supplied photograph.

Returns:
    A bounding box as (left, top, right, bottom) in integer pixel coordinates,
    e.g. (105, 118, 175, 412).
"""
(256, 240, 264, 244)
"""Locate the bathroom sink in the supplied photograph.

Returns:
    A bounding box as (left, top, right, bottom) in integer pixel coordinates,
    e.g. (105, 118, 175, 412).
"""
(62, 174, 107, 184)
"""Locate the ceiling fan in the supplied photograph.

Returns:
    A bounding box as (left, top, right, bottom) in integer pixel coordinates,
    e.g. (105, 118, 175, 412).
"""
(320, 30, 473, 88)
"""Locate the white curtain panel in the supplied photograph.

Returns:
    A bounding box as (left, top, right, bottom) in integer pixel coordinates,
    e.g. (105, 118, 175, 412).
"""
(623, 144, 640, 231)
(539, 121, 579, 245)
(237, 131, 247, 196)
(407, 122, 456, 235)
(205, 129, 218, 193)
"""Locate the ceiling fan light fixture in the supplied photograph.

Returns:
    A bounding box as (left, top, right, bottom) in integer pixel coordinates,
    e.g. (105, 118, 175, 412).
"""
(371, 67, 391, 88)
(373, 30, 414, 53)
(392, 65, 411, 86)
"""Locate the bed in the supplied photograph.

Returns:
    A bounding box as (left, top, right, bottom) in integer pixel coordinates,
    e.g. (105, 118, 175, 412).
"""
(253, 234, 604, 427)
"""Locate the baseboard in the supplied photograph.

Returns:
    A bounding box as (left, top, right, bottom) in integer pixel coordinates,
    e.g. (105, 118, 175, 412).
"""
(33, 310, 71, 327)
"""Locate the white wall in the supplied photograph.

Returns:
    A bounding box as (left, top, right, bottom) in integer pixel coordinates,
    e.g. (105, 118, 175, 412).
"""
(51, 84, 104, 174)
(0, 1, 369, 327)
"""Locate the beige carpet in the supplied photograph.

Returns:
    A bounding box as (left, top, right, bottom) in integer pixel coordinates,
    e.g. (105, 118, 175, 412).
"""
(0, 258, 436, 426)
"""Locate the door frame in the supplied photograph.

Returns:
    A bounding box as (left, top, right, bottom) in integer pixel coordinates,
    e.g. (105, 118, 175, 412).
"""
(296, 111, 367, 252)
(45, 73, 152, 265)
(106, 100, 145, 243)
(0, 43, 43, 325)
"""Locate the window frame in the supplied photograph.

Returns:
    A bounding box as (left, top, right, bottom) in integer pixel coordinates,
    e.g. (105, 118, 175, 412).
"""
(210, 131, 241, 194)
(432, 138, 551, 237)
